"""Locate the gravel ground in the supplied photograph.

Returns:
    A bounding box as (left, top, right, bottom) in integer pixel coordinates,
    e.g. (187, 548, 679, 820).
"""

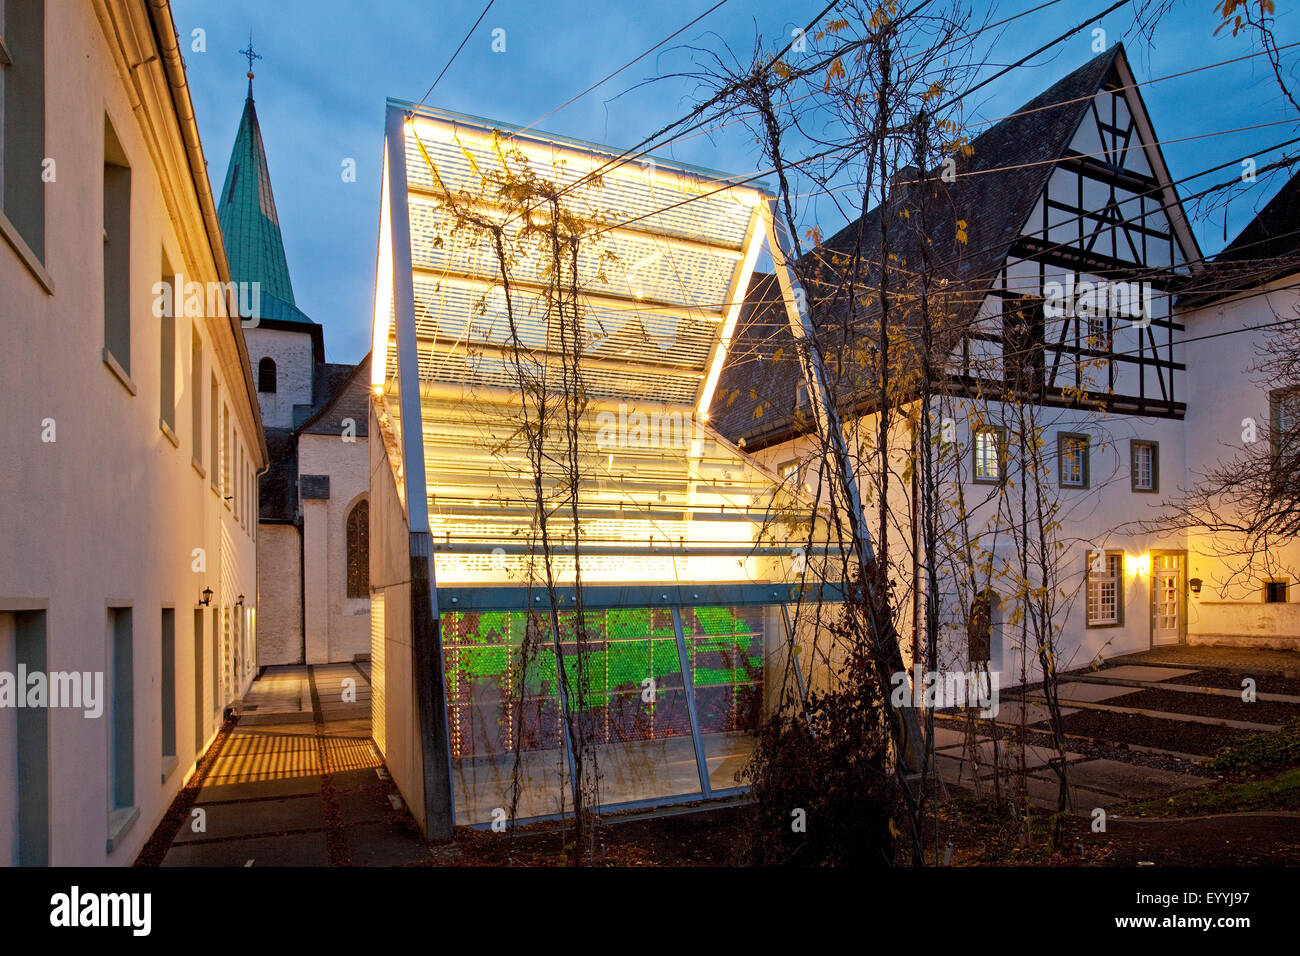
(937, 716, 1217, 775)
(1103, 687, 1300, 725)
(1111, 646, 1300, 676)
(1057, 708, 1251, 756)
(1167, 667, 1300, 696)
(1020, 725, 1216, 776)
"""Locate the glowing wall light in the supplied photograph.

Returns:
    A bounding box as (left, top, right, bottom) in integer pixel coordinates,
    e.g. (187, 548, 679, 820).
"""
(1124, 552, 1150, 576)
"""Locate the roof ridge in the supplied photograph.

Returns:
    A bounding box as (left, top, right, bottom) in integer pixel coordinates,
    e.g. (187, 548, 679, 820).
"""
(295, 353, 373, 437)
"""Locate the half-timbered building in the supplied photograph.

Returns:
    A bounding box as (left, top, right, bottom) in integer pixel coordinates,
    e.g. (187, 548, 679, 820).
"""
(711, 44, 1213, 678)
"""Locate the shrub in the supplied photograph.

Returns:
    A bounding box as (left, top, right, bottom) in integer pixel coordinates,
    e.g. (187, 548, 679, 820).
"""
(1205, 718, 1300, 775)
(738, 635, 900, 866)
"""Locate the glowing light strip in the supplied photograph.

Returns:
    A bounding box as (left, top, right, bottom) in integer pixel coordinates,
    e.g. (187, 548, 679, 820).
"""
(696, 206, 766, 418)
(371, 146, 394, 391)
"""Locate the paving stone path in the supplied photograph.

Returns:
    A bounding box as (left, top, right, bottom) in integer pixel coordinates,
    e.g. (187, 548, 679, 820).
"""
(153, 663, 433, 866)
(933, 647, 1300, 813)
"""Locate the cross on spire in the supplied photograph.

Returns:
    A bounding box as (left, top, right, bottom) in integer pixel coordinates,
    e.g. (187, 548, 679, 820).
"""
(239, 32, 262, 81)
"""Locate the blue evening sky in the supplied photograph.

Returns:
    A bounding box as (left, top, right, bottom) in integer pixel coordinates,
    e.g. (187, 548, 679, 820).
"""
(170, 0, 1300, 365)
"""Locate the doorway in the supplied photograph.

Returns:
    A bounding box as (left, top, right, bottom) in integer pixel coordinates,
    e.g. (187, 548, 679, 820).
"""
(1151, 551, 1186, 646)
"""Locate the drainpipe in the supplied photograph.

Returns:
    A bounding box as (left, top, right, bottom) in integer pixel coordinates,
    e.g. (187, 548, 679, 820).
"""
(297, 507, 307, 665)
(143, 0, 268, 468)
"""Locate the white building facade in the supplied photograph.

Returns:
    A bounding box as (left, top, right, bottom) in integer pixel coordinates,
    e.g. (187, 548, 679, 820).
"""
(0, 0, 265, 864)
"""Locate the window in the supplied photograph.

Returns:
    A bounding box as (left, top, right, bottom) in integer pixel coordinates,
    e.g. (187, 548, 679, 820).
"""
(1131, 440, 1158, 492)
(258, 357, 276, 393)
(192, 609, 205, 754)
(972, 426, 1006, 484)
(346, 499, 370, 598)
(191, 327, 203, 468)
(1002, 294, 1045, 392)
(2, 609, 49, 865)
(234, 443, 241, 523)
(159, 253, 176, 435)
(1084, 315, 1111, 351)
(1057, 432, 1090, 488)
(160, 609, 175, 768)
(1, 0, 46, 265)
(209, 374, 219, 489)
(967, 589, 994, 663)
(223, 402, 231, 505)
(1269, 387, 1300, 467)
(103, 117, 132, 378)
(779, 458, 807, 492)
(210, 606, 220, 718)
(1264, 580, 1289, 603)
(1086, 550, 1123, 626)
(108, 607, 134, 815)
(795, 381, 809, 411)
(220, 608, 230, 702)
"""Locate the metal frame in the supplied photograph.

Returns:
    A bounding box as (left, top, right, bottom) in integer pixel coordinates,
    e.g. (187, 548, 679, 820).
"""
(377, 102, 848, 830)
(384, 108, 455, 839)
(671, 606, 712, 799)
(780, 604, 809, 704)
(440, 590, 785, 823)
(439, 580, 839, 613)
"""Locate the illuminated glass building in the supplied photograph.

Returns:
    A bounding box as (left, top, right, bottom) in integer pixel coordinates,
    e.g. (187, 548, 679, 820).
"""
(367, 101, 839, 836)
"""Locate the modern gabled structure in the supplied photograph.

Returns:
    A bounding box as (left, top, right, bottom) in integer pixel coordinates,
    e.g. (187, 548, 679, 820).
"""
(368, 100, 841, 836)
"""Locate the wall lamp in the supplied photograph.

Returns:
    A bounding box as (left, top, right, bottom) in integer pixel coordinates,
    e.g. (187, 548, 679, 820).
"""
(199, 586, 213, 607)
(1189, 577, 1203, 596)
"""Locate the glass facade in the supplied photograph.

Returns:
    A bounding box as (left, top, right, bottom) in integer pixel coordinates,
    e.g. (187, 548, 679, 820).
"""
(371, 100, 845, 829)
(441, 604, 771, 824)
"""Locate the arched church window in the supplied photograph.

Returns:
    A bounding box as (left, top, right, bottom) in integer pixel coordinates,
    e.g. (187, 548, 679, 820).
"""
(346, 499, 369, 598)
(258, 357, 277, 393)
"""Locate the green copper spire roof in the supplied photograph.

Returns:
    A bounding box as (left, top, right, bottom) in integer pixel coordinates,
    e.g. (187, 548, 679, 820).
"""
(217, 79, 313, 325)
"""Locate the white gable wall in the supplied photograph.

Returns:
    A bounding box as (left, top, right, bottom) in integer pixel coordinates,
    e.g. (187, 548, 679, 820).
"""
(1180, 277, 1300, 646)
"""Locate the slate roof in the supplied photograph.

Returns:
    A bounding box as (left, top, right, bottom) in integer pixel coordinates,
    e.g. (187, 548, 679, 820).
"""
(1180, 166, 1300, 307)
(300, 356, 372, 438)
(217, 81, 313, 324)
(259, 427, 300, 522)
(709, 46, 1125, 448)
(258, 357, 371, 520)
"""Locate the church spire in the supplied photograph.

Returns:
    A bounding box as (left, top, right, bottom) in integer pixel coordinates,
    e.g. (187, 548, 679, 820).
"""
(217, 36, 311, 323)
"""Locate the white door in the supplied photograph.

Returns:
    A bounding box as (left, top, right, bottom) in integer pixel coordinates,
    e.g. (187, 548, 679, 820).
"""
(1152, 554, 1182, 646)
